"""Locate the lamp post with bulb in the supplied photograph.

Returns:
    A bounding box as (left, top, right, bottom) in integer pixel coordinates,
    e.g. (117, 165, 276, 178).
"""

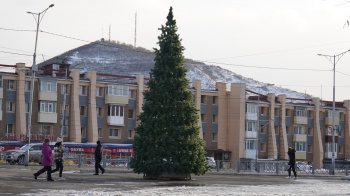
(317, 49, 350, 175)
(25, 4, 54, 166)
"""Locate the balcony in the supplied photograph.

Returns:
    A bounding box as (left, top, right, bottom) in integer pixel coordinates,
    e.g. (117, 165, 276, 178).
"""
(38, 112, 57, 123)
(293, 134, 307, 142)
(294, 116, 307, 125)
(107, 116, 124, 126)
(324, 117, 339, 126)
(245, 112, 257, 121)
(295, 151, 306, 159)
(105, 95, 128, 104)
(39, 91, 57, 101)
(245, 131, 257, 139)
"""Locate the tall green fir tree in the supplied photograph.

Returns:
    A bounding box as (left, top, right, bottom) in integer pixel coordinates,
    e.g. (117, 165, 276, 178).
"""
(130, 7, 208, 179)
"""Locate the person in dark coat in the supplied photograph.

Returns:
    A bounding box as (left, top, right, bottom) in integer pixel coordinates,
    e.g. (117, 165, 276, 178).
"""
(33, 139, 54, 181)
(287, 147, 297, 179)
(94, 140, 105, 175)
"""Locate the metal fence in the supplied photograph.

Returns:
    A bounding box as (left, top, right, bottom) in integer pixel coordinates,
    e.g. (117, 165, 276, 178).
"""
(0, 152, 131, 169)
(214, 160, 350, 176)
(62, 153, 130, 169)
(1, 152, 349, 176)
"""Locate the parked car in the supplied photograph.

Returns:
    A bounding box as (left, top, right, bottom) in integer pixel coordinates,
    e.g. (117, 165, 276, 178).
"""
(5, 143, 54, 165)
(205, 157, 216, 168)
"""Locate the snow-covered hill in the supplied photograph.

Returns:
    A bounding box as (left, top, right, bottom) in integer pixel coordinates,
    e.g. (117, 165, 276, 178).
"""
(39, 39, 312, 99)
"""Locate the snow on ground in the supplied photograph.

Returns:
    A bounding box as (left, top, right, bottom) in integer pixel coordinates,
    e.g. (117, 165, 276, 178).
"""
(23, 179, 350, 196)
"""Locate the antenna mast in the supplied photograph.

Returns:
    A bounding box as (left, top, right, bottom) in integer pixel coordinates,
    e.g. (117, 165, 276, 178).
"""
(134, 12, 137, 47)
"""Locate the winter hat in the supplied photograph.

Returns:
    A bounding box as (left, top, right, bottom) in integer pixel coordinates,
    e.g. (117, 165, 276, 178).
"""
(56, 137, 63, 143)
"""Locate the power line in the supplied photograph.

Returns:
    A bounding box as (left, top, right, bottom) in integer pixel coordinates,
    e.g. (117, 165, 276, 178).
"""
(0, 27, 34, 32)
(204, 41, 350, 61)
(0, 51, 32, 56)
(202, 61, 331, 72)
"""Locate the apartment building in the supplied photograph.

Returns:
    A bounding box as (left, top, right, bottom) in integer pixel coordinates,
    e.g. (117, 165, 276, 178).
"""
(2, 63, 350, 167)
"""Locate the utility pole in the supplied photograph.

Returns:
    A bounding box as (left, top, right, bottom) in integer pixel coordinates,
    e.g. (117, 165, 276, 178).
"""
(318, 49, 350, 175)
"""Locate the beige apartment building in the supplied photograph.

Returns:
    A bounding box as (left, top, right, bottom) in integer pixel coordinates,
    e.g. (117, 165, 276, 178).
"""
(1, 63, 350, 167)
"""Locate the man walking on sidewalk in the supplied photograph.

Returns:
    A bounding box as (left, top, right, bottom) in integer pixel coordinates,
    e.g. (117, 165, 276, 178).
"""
(286, 147, 297, 180)
(93, 140, 105, 175)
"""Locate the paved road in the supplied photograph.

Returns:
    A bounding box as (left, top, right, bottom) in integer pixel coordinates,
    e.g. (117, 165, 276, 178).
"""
(0, 163, 347, 195)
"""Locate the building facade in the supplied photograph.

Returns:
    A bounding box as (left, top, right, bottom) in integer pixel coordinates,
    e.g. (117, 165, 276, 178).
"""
(2, 63, 350, 167)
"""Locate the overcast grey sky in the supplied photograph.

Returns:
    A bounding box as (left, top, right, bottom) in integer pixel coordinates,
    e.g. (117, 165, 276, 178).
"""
(1, 0, 350, 101)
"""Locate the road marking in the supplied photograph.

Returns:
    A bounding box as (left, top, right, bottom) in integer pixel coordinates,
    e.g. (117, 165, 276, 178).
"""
(95, 184, 115, 186)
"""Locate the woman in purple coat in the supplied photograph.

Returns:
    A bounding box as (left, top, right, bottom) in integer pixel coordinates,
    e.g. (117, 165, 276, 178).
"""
(33, 139, 54, 181)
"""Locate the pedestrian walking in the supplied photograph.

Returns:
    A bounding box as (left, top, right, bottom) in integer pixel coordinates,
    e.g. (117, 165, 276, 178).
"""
(286, 147, 297, 180)
(93, 140, 105, 175)
(51, 137, 65, 180)
(33, 139, 54, 181)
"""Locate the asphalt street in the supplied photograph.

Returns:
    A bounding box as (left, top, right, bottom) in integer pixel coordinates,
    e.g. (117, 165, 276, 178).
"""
(0, 163, 346, 195)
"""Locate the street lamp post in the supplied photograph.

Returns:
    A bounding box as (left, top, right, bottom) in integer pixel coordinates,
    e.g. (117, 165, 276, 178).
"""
(318, 49, 350, 175)
(25, 4, 54, 166)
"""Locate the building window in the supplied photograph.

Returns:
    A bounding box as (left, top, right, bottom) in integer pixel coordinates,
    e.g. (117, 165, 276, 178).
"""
(293, 126, 305, 134)
(326, 110, 340, 118)
(7, 80, 15, 90)
(25, 81, 31, 92)
(39, 124, 52, 135)
(108, 105, 124, 117)
(79, 85, 87, 95)
(60, 104, 69, 115)
(308, 110, 313, 118)
(81, 127, 86, 138)
(0, 98, 3, 111)
(6, 102, 15, 112)
(275, 108, 280, 116)
(25, 102, 30, 113)
(201, 114, 206, 122)
(295, 107, 306, 117)
(213, 96, 218, 104)
(212, 115, 217, 123)
(201, 95, 206, 104)
(129, 89, 136, 99)
(286, 109, 290, 116)
(96, 107, 102, 117)
(128, 130, 133, 139)
(106, 85, 128, 96)
(61, 84, 69, 94)
(339, 146, 343, 154)
(39, 80, 56, 92)
(128, 110, 134, 119)
(39, 101, 56, 113)
(109, 128, 120, 138)
(98, 128, 102, 138)
(6, 124, 13, 134)
(62, 126, 68, 137)
(245, 139, 256, 150)
(308, 145, 312, 153)
(260, 143, 265, 152)
(308, 128, 313, 135)
(0, 76, 3, 88)
(246, 121, 257, 132)
(80, 106, 86, 116)
(96, 86, 103, 96)
(295, 142, 306, 152)
(246, 104, 258, 114)
(212, 133, 217, 141)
